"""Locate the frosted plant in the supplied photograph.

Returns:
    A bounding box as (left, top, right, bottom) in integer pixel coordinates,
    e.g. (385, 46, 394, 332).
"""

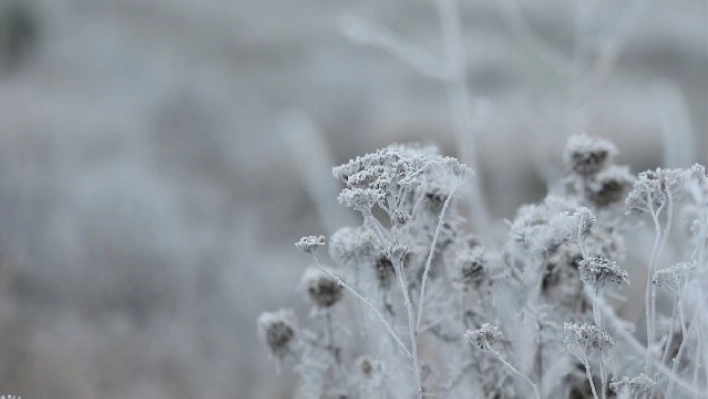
(609, 374, 655, 398)
(258, 137, 708, 399)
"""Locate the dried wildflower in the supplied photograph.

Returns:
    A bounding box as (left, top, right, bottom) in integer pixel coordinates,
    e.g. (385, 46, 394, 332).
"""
(299, 267, 344, 308)
(455, 245, 488, 285)
(328, 226, 379, 268)
(653, 261, 697, 293)
(564, 134, 618, 176)
(585, 165, 635, 207)
(609, 374, 655, 397)
(579, 256, 629, 290)
(257, 309, 298, 359)
(337, 188, 384, 212)
(563, 322, 614, 353)
(295, 235, 326, 255)
(465, 323, 503, 351)
(625, 168, 686, 215)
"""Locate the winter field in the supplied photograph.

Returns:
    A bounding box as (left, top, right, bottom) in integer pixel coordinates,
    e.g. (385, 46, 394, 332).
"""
(0, 0, 707, 398)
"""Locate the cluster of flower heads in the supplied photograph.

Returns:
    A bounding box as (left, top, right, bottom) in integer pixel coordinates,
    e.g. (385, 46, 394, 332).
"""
(563, 322, 614, 353)
(258, 138, 707, 399)
(332, 144, 472, 215)
(579, 256, 629, 290)
(564, 134, 635, 209)
(465, 323, 503, 352)
(653, 261, 697, 293)
(609, 373, 655, 397)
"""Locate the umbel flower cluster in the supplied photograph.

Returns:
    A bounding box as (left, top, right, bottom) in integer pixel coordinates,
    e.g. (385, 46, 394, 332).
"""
(258, 136, 708, 399)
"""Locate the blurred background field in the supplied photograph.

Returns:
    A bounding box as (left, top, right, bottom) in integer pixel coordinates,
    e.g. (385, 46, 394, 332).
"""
(0, 0, 706, 398)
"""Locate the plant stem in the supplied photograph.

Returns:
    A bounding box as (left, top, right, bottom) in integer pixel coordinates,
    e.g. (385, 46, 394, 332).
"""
(417, 185, 457, 330)
(491, 349, 542, 399)
(313, 257, 412, 358)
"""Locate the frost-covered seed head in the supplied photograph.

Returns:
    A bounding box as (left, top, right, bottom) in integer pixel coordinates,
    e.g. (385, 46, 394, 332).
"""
(609, 374, 655, 396)
(337, 188, 384, 212)
(328, 226, 379, 268)
(579, 257, 629, 289)
(257, 309, 297, 358)
(295, 235, 326, 255)
(564, 134, 618, 176)
(625, 168, 685, 216)
(456, 245, 487, 284)
(586, 165, 635, 207)
(299, 267, 344, 308)
(563, 322, 614, 352)
(653, 261, 697, 293)
(465, 323, 503, 351)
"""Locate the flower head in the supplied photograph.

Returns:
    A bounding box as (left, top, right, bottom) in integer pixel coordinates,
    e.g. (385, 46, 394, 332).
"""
(299, 267, 344, 308)
(579, 256, 629, 289)
(295, 235, 326, 255)
(564, 322, 614, 353)
(653, 261, 697, 293)
(465, 323, 503, 351)
(609, 374, 655, 397)
(585, 165, 635, 207)
(257, 309, 298, 359)
(328, 226, 379, 268)
(564, 134, 618, 176)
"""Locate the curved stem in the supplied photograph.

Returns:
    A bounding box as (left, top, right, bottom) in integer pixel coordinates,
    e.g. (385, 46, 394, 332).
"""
(417, 185, 457, 330)
(313, 257, 411, 358)
(391, 256, 423, 399)
(491, 349, 542, 399)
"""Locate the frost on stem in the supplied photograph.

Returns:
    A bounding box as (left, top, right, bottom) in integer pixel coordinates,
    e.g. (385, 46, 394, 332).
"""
(579, 256, 629, 290)
(564, 134, 618, 177)
(257, 309, 298, 359)
(465, 323, 503, 352)
(653, 261, 697, 293)
(295, 235, 326, 255)
(609, 374, 655, 397)
(328, 226, 379, 268)
(564, 322, 614, 354)
(299, 267, 344, 308)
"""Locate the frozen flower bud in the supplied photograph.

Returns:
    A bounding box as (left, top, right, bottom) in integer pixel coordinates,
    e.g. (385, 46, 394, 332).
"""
(299, 267, 344, 308)
(653, 261, 697, 293)
(295, 235, 326, 255)
(563, 322, 614, 353)
(564, 134, 618, 176)
(337, 188, 384, 212)
(579, 257, 629, 290)
(585, 165, 635, 207)
(257, 309, 298, 359)
(465, 323, 503, 351)
(609, 374, 655, 397)
(329, 226, 379, 268)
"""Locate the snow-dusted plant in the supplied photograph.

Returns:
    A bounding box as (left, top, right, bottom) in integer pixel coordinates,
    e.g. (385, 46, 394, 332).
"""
(258, 136, 708, 399)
